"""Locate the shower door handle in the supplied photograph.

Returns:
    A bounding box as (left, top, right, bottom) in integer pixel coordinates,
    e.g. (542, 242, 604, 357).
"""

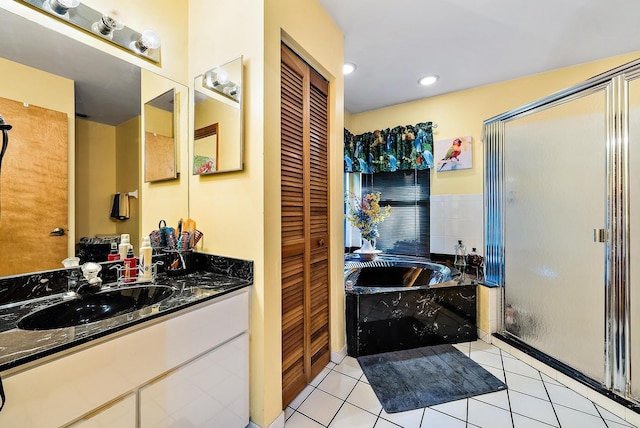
(594, 228, 609, 243)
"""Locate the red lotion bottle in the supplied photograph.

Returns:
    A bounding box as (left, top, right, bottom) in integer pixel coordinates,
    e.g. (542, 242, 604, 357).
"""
(123, 246, 137, 283)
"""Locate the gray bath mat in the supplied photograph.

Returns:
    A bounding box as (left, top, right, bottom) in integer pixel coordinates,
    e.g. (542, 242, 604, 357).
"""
(357, 343, 507, 413)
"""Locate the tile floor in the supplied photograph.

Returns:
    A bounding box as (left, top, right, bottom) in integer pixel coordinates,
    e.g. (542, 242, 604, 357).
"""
(284, 340, 637, 428)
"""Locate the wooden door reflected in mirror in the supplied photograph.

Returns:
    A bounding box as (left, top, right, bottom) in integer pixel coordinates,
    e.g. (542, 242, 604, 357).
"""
(144, 89, 177, 182)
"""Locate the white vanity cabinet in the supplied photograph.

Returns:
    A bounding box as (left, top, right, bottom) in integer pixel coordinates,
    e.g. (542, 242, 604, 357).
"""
(0, 288, 250, 428)
(140, 334, 249, 427)
(69, 393, 137, 428)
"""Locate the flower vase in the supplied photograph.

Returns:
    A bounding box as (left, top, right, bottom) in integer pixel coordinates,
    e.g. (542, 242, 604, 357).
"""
(356, 238, 380, 261)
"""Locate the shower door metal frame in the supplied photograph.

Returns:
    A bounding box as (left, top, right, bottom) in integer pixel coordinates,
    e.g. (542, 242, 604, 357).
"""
(484, 58, 640, 400)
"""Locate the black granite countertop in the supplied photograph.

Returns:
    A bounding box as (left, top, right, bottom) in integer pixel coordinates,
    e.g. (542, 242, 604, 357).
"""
(0, 265, 252, 372)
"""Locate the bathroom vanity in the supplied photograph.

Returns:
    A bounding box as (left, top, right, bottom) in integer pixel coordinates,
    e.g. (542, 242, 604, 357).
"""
(0, 255, 252, 427)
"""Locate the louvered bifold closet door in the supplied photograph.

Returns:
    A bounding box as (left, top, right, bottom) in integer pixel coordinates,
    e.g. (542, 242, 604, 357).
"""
(280, 44, 330, 407)
(308, 72, 330, 374)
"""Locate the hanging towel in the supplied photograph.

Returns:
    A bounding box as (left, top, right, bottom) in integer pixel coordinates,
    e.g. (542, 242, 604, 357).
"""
(110, 193, 121, 219)
(119, 193, 130, 220)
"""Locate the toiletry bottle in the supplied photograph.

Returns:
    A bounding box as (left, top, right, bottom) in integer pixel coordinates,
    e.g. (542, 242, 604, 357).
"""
(123, 246, 137, 283)
(118, 234, 130, 260)
(107, 242, 120, 261)
(139, 236, 153, 282)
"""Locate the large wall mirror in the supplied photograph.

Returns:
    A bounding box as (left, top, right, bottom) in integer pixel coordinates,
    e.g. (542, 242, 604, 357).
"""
(193, 55, 243, 174)
(0, 7, 185, 277)
(144, 88, 177, 182)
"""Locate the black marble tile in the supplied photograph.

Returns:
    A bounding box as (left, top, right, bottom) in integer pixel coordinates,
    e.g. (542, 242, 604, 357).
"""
(346, 284, 477, 357)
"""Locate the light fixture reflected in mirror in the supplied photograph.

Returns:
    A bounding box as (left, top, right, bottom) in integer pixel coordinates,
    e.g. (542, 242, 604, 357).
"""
(202, 68, 240, 102)
(130, 30, 161, 54)
(42, 0, 79, 20)
(91, 12, 124, 39)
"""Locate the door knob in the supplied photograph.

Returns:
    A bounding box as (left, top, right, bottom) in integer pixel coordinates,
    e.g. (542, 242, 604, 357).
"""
(50, 227, 65, 236)
(318, 239, 325, 246)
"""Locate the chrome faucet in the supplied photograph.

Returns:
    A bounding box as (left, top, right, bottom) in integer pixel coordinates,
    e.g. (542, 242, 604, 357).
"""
(63, 262, 103, 298)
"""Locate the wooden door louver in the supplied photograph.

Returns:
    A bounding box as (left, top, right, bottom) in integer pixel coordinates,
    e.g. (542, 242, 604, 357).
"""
(280, 44, 330, 407)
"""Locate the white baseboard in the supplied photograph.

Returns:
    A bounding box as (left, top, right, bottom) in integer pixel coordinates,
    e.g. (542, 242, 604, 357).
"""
(248, 411, 285, 428)
(331, 344, 347, 363)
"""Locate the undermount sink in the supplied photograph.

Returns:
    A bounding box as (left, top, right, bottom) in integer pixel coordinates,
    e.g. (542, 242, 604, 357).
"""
(17, 285, 175, 330)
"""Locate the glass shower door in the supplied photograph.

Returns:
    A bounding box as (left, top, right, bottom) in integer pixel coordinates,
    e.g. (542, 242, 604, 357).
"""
(628, 76, 640, 398)
(503, 89, 607, 383)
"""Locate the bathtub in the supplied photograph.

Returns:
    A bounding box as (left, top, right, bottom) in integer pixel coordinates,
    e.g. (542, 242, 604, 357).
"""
(344, 254, 477, 357)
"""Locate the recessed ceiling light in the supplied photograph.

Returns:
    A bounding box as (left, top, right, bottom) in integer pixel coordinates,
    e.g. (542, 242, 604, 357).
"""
(343, 63, 357, 75)
(418, 75, 439, 86)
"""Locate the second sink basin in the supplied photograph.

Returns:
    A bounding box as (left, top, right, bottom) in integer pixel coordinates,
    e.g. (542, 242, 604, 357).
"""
(17, 285, 175, 330)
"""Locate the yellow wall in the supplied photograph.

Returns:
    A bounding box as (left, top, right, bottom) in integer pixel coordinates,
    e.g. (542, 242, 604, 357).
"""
(349, 51, 640, 196)
(144, 104, 173, 137)
(115, 116, 140, 249)
(75, 119, 117, 239)
(188, 0, 343, 426)
(0, 56, 76, 253)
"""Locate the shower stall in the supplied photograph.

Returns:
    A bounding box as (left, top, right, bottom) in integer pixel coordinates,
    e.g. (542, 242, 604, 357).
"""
(484, 58, 640, 405)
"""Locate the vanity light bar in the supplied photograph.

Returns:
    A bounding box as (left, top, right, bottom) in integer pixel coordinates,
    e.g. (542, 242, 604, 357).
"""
(18, 0, 162, 63)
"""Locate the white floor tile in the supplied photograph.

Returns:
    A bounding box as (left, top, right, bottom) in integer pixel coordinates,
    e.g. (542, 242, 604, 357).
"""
(374, 418, 401, 428)
(285, 406, 295, 420)
(470, 340, 501, 355)
(452, 342, 470, 355)
(333, 356, 364, 379)
(297, 388, 344, 426)
(468, 349, 504, 370)
(512, 413, 557, 427)
(553, 405, 608, 428)
(500, 349, 518, 360)
(346, 381, 383, 415)
(482, 365, 506, 382)
(502, 357, 543, 380)
(317, 370, 359, 400)
(545, 383, 599, 416)
(540, 373, 563, 387)
(285, 411, 326, 427)
(421, 408, 466, 428)
(289, 342, 636, 428)
(472, 390, 510, 411)
(429, 398, 468, 421)
(310, 367, 331, 387)
(596, 404, 635, 427)
(467, 398, 513, 428)
(329, 402, 378, 428)
(379, 408, 424, 428)
(508, 390, 558, 427)
(505, 371, 549, 400)
(290, 385, 315, 409)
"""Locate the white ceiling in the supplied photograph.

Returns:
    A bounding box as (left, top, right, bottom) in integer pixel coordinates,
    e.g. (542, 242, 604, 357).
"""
(317, 0, 640, 114)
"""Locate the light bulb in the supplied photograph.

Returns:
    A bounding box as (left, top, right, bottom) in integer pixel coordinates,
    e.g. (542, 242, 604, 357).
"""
(203, 71, 215, 88)
(216, 69, 229, 85)
(43, 0, 79, 19)
(92, 12, 124, 39)
(130, 29, 161, 54)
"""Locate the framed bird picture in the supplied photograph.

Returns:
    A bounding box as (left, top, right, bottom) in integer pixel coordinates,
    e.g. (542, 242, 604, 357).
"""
(435, 136, 472, 172)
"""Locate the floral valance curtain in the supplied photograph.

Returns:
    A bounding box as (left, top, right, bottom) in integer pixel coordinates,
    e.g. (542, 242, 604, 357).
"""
(344, 121, 434, 173)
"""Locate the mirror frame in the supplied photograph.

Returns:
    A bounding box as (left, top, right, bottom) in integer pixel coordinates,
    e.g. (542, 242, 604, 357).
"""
(193, 55, 244, 175)
(144, 88, 178, 182)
